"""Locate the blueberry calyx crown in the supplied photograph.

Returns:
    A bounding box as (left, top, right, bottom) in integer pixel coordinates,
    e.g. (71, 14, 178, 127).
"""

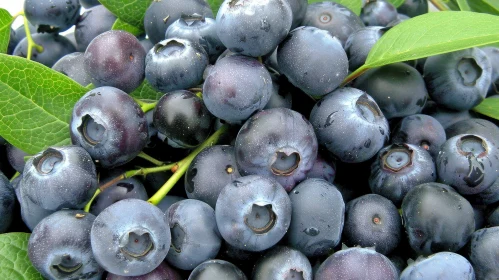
(119, 229, 154, 258)
(457, 135, 488, 158)
(271, 149, 301, 176)
(79, 115, 106, 146)
(381, 144, 413, 172)
(457, 57, 482, 86)
(356, 93, 383, 123)
(50, 254, 82, 276)
(244, 203, 277, 234)
(34, 148, 63, 175)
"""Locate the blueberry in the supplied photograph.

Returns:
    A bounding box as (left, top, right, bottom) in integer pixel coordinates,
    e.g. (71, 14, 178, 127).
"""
(91, 199, 170, 276)
(156, 196, 185, 213)
(369, 143, 436, 206)
(360, 0, 398, 27)
(465, 175, 499, 205)
(342, 194, 402, 255)
(185, 145, 241, 208)
(9, 23, 37, 55)
(6, 143, 30, 173)
(75, 5, 117, 52)
(345, 26, 386, 71)
(203, 55, 272, 124)
(189, 259, 247, 280)
(144, 0, 214, 44)
(146, 39, 208, 93)
(310, 87, 389, 163)
(19, 195, 55, 231)
(153, 90, 213, 148)
(139, 37, 154, 53)
(277, 26, 348, 97)
(287, 178, 345, 257)
(424, 47, 492, 111)
(401, 182, 475, 255)
(52, 52, 92, 86)
(488, 206, 499, 226)
(437, 134, 499, 195)
(235, 108, 318, 191)
(0, 172, 14, 233)
(397, 0, 429, 18)
(20, 146, 98, 211)
(423, 102, 475, 129)
(216, 0, 293, 57)
(215, 175, 292, 252)
(263, 73, 293, 110)
(390, 114, 446, 159)
(315, 247, 399, 280)
(253, 246, 312, 280)
(482, 47, 499, 95)
(70, 87, 149, 168)
(304, 154, 336, 183)
(386, 13, 411, 27)
(400, 252, 475, 280)
(285, 0, 308, 29)
(301, 2, 364, 46)
(28, 210, 103, 280)
(166, 199, 222, 270)
(353, 63, 428, 119)
(24, 0, 81, 33)
(84, 30, 146, 93)
(14, 33, 77, 67)
(445, 118, 499, 142)
(107, 262, 182, 280)
(79, 0, 100, 8)
(469, 227, 499, 279)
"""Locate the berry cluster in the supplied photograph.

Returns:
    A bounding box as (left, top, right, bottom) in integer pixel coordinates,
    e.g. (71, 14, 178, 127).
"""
(2, 0, 499, 279)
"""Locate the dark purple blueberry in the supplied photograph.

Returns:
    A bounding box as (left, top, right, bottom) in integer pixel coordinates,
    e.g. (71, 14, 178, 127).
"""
(369, 143, 436, 206)
(424, 48, 492, 111)
(144, 0, 214, 44)
(235, 108, 318, 191)
(401, 182, 475, 255)
(70, 87, 149, 168)
(52, 52, 92, 86)
(277, 26, 348, 97)
(469, 227, 499, 279)
(310, 87, 390, 163)
(445, 118, 499, 142)
(315, 247, 399, 280)
(304, 154, 336, 183)
(215, 175, 292, 252)
(353, 63, 428, 119)
(6, 143, 29, 173)
(342, 194, 402, 255)
(189, 259, 247, 280)
(203, 55, 272, 124)
(107, 262, 182, 280)
(390, 114, 446, 159)
(165, 14, 226, 64)
(437, 134, 499, 195)
(84, 30, 146, 93)
(20, 146, 98, 211)
(216, 0, 292, 57)
(400, 252, 474, 280)
(185, 145, 241, 208)
(285, 0, 307, 29)
(345, 26, 386, 71)
(24, 0, 81, 33)
(301, 2, 364, 46)
(253, 246, 312, 280)
(287, 178, 345, 257)
(0, 172, 14, 233)
(397, 0, 429, 17)
(75, 5, 117, 51)
(28, 210, 103, 280)
(90, 177, 148, 216)
(91, 199, 170, 276)
(14, 33, 77, 67)
(361, 0, 398, 26)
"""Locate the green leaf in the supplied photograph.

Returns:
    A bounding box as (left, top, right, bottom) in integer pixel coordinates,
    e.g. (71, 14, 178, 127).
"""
(483, 0, 499, 12)
(0, 54, 88, 154)
(0, 233, 43, 280)
(473, 98, 499, 120)
(130, 80, 165, 101)
(450, 0, 499, 14)
(457, 0, 471, 11)
(344, 11, 499, 83)
(207, 0, 225, 15)
(99, 0, 153, 30)
(308, 0, 363, 15)
(388, 0, 405, 8)
(112, 18, 144, 36)
(0, 9, 13, 54)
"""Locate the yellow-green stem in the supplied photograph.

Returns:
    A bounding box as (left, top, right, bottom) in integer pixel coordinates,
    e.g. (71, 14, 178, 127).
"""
(83, 189, 101, 212)
(9, 172, 20, 182)
(135, 98, 157, 113)
(22, 12, 43, 60)
(137, 152, 165, 166)
(429, 0, 449, 11)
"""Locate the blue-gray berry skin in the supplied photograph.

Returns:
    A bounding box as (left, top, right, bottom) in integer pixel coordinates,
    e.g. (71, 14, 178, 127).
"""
(91, 199, 170, 276)
(165, 15, 226, 64)
(465, 175, 499, 205)
(14, 33, 76, 67)
(235, 108, 318, 192)
(301, 2, 364, 46)
(369, 143, 436, 206)
(390, 114, 446, 159)
(146, 38, 209, 93)
(0, 172, 14, 233)
(253, 246, 312, 280)
(424, 48, 492, 111)
(315, 247, 399, 280)
(285, 0, 307, 29)
(402, 182, 475, 256)
(70, 87, 149, 168)
(24, 0, 81, 33)
(216, 0, 293, 57)
(52, 52, 92, 86)
(345, 26, 386, 71)
(361, 0, 398, 26)
(6, 143, 29, 174)
(189, 259, 247, 280)
(469, 227, 499, 279)
(424, 102, 475, 129)
(166, 199, 222, 270)
(287, 178, 344, 258)
(437, 134, 499, 195)
(203, 55, 272, 124)
(277, 26, 348, 97)
(446, 118, 499, 142)
(215, 175, 292, 252)
(108, 262, 183, 280)
(156, 196, 185, 213)
(400, 252, 475, 280)
(75, 5, 117, 51)
(310, 87, 389, 163)
(20, 195, 55, 231)
(20, 146, 98, 211)
(28, 210, 103, 280)
(304, 154, 336, 183)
